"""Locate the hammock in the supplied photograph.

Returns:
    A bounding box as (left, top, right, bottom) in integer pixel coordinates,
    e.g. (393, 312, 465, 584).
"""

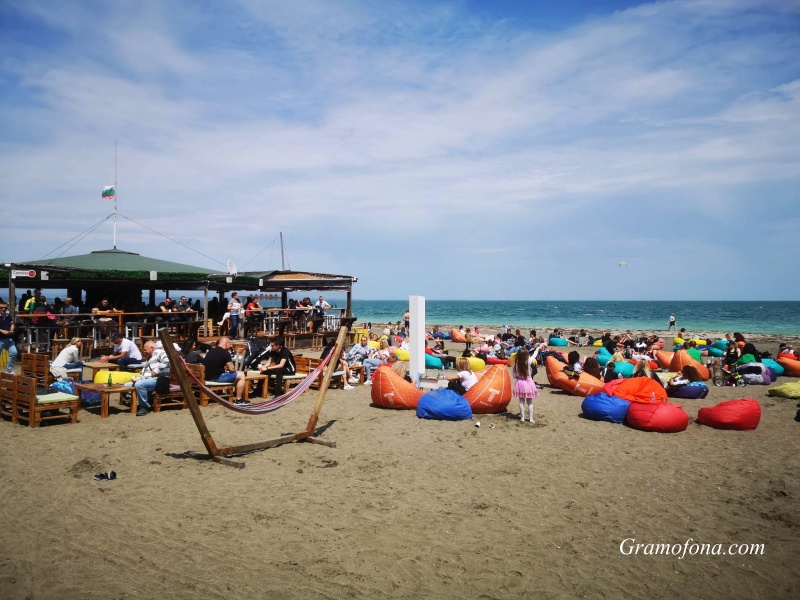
(180, 353, 333, 415)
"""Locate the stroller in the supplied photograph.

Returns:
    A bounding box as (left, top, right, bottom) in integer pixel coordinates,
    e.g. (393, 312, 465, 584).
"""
(709, 360, 746, 387)
(242, 336, 271, 371)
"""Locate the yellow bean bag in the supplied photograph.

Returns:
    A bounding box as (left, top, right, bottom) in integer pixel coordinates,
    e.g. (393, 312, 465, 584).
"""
(93, 370, 136, 384)
(368, 340, 379, 349)
(592, 340, 603, 347)
(466, 356, 486, 372)
(393, 348, 410, 361)
(673, 337, 685, 346)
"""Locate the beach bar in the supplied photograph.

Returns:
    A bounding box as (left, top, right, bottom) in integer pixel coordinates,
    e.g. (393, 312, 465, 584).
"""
(2, 248, 358, 351)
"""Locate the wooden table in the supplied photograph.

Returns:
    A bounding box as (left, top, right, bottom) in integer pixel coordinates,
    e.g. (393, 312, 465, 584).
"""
(350, 364, 364, 385)
(82, 361, 120, 381)
(243, 371, 268, 401)
(74, 382, 134, 418)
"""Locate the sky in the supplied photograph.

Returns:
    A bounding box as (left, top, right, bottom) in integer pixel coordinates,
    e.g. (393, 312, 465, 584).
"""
(1, 0, 799, 301)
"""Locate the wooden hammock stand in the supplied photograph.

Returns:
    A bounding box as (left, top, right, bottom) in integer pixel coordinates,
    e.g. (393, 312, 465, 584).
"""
(159, 326, 348, 469)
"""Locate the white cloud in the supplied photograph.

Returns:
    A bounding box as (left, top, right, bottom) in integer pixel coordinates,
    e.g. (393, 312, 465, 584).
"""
(1, 0, 799, 299)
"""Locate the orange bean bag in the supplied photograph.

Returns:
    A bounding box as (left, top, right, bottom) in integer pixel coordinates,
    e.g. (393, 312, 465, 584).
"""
(669, 350, 709, 381)
(545, 356, 605, 397)
(450, 328, 466, 343)
(697, 399, 761, 430)
(626, 402, 689, 433)
(370, 367, 422, 409)
(464, 365, 512, 414)
(655, 351, 674, 370)
(611, 377, 668, 405)
(777, 357, 800, 377)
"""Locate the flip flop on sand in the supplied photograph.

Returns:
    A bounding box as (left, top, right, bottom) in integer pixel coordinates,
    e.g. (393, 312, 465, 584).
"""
(93, 471, 117, 481)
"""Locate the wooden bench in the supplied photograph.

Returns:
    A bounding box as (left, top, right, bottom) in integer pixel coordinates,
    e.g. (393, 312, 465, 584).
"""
(185, 363, 235, 406)
(262, 355, 310, 395)
(12, 374, 80, 427)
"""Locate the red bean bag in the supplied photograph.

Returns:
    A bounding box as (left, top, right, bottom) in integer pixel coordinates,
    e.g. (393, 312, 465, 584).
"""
(464, 365, 512, 414)
(626, 402, 689, 433)
(697, 399, 761, 430)
(371, 367, 422, 409)
(612, 377, 668, 404)
(603, 378, 624, 397)
(486, 356, 509, 365)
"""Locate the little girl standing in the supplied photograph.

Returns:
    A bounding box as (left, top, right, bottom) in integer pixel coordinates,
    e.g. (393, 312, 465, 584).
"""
(512, 349, 539, 423)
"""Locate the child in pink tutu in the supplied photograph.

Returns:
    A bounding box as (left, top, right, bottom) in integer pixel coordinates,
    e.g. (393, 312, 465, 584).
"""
(512, 349, 539, 423)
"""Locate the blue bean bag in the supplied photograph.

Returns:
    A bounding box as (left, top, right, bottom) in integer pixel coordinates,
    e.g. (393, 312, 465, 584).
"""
(595, 348, 613, 366)
(667, 382, 709, 399)
(711, 339, 729, 351)
(581, 393, 630, 423)
(549, 337, 568, 347)
(610, 361, 635, 378)
(762, 358, 784, 377)
(416, 388, 473, 421)
(425, 354, 443, 370)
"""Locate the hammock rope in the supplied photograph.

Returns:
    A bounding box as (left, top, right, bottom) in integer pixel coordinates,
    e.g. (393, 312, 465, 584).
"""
(180, 353, 333, 415)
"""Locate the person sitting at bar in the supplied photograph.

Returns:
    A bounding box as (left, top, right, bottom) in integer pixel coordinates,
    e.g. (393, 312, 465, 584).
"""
(60, 296, 80, 324)
(92, 297, 117, 340)
(157, 297, 177, 323)
(100, 332, 143, 370)
(175, 296, 195, 321)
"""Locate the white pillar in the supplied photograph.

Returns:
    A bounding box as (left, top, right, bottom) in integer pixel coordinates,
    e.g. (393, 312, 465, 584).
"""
(409, 295, 425, 381)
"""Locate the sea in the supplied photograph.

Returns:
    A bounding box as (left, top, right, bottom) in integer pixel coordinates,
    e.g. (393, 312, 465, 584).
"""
(349, 300, 800, 336)
(6, 286, 797, 336)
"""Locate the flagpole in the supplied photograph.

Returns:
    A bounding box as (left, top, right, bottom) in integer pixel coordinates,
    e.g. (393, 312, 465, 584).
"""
(113, 139, 118, 249)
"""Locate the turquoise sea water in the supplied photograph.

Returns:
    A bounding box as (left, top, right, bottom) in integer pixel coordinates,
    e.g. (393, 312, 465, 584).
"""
(350, 300, 800, 336)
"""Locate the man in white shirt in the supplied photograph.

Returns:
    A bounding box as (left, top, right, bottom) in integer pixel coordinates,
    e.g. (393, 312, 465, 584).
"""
(101, 332, 143, 370)
(130, 341, 170, 416)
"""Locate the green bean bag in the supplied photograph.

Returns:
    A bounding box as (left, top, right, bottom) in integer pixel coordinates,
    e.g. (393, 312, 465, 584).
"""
(767, 381, 800, 399)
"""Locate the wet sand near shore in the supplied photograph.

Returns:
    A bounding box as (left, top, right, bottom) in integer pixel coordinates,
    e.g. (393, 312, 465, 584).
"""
(0, 331, 798, 599)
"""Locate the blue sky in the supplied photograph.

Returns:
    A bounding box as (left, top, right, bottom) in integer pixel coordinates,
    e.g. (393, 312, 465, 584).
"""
(1, 0, 798, 301)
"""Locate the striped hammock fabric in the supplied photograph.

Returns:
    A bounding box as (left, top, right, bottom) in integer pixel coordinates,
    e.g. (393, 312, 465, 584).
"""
(181, 353, 333, 415)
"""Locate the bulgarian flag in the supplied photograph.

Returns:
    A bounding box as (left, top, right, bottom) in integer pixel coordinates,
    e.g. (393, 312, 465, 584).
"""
(102, 185, 116, 200)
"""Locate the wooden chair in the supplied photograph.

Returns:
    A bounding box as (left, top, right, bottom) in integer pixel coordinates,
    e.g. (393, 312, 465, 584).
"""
(308, 357, 344, 390)
(185, 363, 235, 406)
(0, 372, 16, 421)
(21, 352, 51, 389)
(152, 370, 187, 413)
(13, 374, 80, 427)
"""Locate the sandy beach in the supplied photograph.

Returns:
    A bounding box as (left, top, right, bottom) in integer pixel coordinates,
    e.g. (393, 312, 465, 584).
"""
(1, 332, 798, 599)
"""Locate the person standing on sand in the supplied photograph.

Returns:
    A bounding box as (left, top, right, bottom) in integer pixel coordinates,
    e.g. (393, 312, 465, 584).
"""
(668, 313, 676, 331)
(512, 349, 539, 424)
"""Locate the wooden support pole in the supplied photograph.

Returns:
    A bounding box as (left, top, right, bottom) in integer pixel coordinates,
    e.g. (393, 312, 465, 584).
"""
(304, 325, 348, 436)
(159, 325, 349, 468)
(159, 329, 220, 458)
